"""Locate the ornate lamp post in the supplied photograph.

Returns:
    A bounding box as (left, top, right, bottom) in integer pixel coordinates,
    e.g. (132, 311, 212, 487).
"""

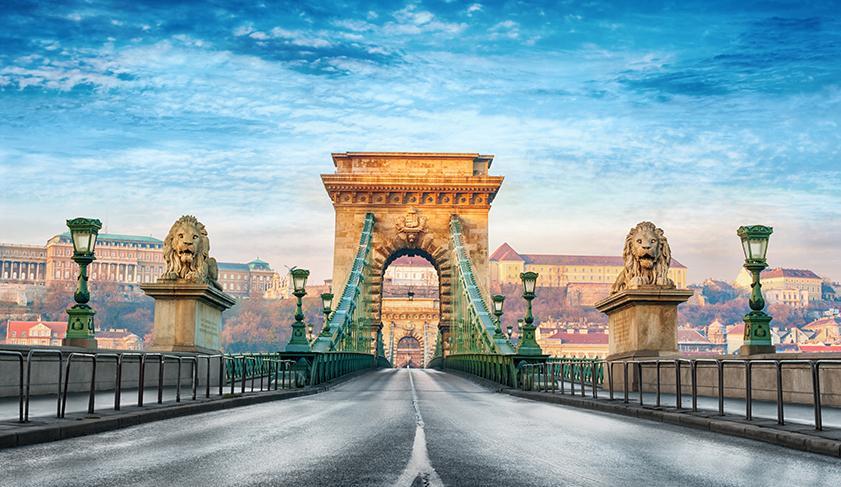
(285, 268, 311, 352)
(389, 321, 396, 365)
(737, 225, 775, 356)
(407, 289, 415, 302)
(506, 324, 514, 341)
(516, 271, 542, 355)
(319, 293, 333, 337)
(492, 294, 505, 340)
(63, 217, 102, 349)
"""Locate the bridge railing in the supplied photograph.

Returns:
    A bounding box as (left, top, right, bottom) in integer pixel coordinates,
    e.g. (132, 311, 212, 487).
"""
(0, 349, 299, 423)
(519, 357, 841, 432)
(448, 216, 514, 355)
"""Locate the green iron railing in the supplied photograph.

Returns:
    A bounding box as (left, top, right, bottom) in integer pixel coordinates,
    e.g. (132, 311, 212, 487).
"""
(520, 359, 605, 394)
(448, 216, 515, 355)
(313, 213, 377, 354)
(440, 353, 520, 387)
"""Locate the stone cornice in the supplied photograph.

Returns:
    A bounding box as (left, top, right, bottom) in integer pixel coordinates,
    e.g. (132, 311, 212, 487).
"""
(322, 175, 504, 207)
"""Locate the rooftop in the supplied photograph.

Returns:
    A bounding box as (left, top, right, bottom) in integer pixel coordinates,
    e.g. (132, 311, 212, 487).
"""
(762, 268, 821, 280)
(56, 232, 163, 245)
(545, 331, 609, 344)
(490, 243, 687, 269)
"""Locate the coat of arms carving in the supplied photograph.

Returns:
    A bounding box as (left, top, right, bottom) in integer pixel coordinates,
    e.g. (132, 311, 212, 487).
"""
(395, 207, 427, 244)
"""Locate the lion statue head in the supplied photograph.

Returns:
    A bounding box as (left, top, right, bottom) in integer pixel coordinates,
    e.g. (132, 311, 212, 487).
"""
(160, 215, 221, 289)
(610, 221, 675, 294)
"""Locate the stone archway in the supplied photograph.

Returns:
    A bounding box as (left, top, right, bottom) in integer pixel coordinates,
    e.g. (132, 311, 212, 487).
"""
(394, 335, 423, 368)
(323, 152, 504, 352)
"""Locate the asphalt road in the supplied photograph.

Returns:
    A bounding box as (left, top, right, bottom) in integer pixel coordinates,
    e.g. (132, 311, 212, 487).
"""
(2, 369, 840, 487)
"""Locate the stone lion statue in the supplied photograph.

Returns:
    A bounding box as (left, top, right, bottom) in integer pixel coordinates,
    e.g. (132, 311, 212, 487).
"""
(610, 221, 675, 294)
(160, 215, 221, 289)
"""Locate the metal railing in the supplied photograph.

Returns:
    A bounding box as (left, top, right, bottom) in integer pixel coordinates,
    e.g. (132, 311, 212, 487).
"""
(2, 350, 299, 422)
(520, 359, 603, 399)
(521, 357, 841, 432)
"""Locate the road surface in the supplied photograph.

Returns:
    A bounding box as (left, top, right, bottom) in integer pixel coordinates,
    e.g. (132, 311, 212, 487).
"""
(2, 369, 840, 486)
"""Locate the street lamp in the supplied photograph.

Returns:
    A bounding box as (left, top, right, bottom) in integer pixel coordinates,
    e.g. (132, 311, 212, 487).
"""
(506, 324, 514, 340)
(737, 225, 775, 355)
(285, 267, 311, 352)
(492, 294, 505, 340)
(319, 293, 333, 337)
(63, 217, 102, 349)
(408, 289, 415, 302)
(516, 271, 543, 355)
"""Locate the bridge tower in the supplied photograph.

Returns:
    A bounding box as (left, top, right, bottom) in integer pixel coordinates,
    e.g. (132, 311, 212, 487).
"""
(322, 153, 504, 352)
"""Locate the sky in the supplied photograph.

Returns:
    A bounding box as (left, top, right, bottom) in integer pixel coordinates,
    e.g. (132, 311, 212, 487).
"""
(1, 0, 840, 285)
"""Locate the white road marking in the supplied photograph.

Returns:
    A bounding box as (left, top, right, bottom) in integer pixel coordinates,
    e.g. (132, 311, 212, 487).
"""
(395, 370, 443, 487)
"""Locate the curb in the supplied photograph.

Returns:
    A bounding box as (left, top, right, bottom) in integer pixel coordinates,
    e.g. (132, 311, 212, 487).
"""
(503, 389, 841, 458)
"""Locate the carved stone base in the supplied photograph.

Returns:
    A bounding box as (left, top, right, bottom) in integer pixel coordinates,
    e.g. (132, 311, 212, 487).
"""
(595, 288, 693, 360)
(141, 283, 236, 354)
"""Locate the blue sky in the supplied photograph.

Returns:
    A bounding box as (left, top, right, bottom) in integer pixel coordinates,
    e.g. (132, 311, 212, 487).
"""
(1, 0, 840, 284)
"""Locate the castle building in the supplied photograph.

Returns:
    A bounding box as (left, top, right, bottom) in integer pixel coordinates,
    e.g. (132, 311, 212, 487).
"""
(490, 243, 688, 305)
(0, 244, 47, 284)
(734, 268, 822, 307)
(217, 258, 277, 298)
(1, 233, 280, 299)
(45, 233, 165, 289)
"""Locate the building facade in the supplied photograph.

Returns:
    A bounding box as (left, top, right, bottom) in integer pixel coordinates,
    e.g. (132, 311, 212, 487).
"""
(0, 243, 47, 284)
(217, 259, 278, 298)
(490, 243, 688, 305)
(45, 233, 165, 289)
(95, 328, 143, 350)
(735, 267, 822, 307)
(5, 320, 66, 346)
(1, 233, 281, 299)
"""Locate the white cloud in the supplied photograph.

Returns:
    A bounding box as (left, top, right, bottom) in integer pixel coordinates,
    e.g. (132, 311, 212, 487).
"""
(385, 5, 467, 35)
(467, 3, 483, 15)
(332, 19, 376, 32)
(490, 20, 520, 40)
(269, 27, 332, 48)
(233, 24, 254, 37)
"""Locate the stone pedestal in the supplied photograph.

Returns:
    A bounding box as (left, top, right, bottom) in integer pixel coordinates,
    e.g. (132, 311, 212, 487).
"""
(595, 288, 693, 359)
(141, 283, 236, 354)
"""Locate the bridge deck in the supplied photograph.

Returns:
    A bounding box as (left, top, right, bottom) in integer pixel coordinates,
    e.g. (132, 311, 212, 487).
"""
(1, 369, 840, 486)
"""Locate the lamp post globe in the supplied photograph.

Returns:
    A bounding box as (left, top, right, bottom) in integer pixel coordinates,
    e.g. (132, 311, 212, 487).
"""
(285, 267, 312, 352)
(492, 294, 505, 340)
(320, 292, 334, 337)
(736, 225, 775, 356)
(516, 272, 543, 355)
(63, 217, 102, 349)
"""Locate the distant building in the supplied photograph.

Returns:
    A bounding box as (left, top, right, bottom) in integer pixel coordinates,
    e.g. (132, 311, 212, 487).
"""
(726, 323, 782, 354)
(706, 320, 727, 345)
(263, 272, 291, 300)
(489, 243, 687, 306)
(96, 328, 142, 350)
(5, 320, 65, 346)
(537, 326, 609, 359)
(678, 327, 726, 355)
(385, 256, 437, 287)
(735, 267, 822, 307)
(0, 243, 47, 284)
(1, 232, 281, 299)
(217, 258, 277, 298)
(383, 256, 439, 298)
(802, 317, 841, 343)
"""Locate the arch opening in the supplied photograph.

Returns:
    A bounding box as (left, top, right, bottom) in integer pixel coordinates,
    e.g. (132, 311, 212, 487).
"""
(380, 252, 440, 368)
